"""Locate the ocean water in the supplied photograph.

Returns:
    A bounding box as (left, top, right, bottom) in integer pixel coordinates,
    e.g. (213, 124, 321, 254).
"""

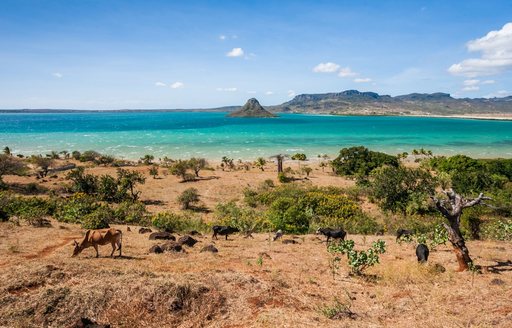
(1, 112, 511, 160)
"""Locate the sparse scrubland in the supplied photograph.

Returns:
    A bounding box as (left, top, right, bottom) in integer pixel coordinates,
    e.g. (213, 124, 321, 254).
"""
(1, 147, 512, 327)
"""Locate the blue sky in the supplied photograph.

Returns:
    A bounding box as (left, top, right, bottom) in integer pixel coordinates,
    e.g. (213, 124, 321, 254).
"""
(0, 0, 511, 109)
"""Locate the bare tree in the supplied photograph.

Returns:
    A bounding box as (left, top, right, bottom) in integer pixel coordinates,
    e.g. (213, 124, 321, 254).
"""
(431, 189, 491, 271)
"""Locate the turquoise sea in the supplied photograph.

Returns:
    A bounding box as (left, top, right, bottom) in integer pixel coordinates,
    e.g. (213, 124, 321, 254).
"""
(1, 112, 511, 160)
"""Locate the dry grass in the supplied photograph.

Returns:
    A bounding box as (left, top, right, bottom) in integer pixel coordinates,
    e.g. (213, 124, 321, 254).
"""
(1, 221, 512, 327)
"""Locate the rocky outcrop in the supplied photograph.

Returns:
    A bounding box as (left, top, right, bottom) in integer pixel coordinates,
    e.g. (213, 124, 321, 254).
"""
(227, 98, 277, 118)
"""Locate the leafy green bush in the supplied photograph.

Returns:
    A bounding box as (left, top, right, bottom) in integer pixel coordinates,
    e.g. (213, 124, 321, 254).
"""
(428, 155, 511, 194)
(55, 193, 98, 224)
(177, 188, 200, 210)
(369, 166, 437, 214)
(331, 146, 398, 177)
(243, 185, 363, 234)
(151, 212, 208, 232)
(328, 239, 386, 275)
(481, 219, 512, 241)
(397, 224, 448, 250)
(97, 174, 119, 202)
(67, 167, 98, 195)
(81, 205, 111, 229)
(79, 150, 101, 162)
(2, 195, 56, 226)
(113, 201, 148, 225)
(383, 214, 444, 236)
(214, 201, 270, 233)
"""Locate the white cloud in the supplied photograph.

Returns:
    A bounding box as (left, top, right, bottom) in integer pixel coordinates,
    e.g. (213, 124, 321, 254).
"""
(448, 22, 512, 77)
(313, 62, 340, 73)
(354, 78, 372, 83)
(170, 82, 184, 89)
(482, 79, 496, 84)
(226, 47, 244, 57)
(485, 90, 510, 98)
(219, 35, 226, 40)
(463, 79, 480, 86)
(287, 90, 296, 98)
(155, 82, 166, 87)
(462, 85, 480, 92)
(216, 87, 237, 92)
(52, 72, 63, 78)
(338, 67, 357, 77)
(265, 91, 274, 95)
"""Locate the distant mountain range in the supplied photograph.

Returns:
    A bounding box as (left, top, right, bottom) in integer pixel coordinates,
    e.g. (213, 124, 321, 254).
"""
(268, 90, 512, 116)
(2, 90, 512, 117)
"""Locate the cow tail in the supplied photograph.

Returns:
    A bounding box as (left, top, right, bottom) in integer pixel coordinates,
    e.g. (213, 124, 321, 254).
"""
(117, 229, 123, 255)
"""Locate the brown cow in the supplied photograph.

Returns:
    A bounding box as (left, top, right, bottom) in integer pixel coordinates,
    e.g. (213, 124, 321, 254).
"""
(72, 228, 122, 258)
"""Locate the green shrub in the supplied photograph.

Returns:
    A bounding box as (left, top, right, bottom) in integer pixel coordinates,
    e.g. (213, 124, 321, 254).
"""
(369, 166, 437, 214)
(244, 184, 363, 234)
(277, 172, 291, 183)
(383, 214, 444, 236)
(328, 239, 386, 275)
(2, 195, 56, 226)
(177, 188, 200, 210)
(67, 167, 98, 195)
(481, 219, 512, 241)
(397, 224, 448, 250)
(81, 205, 111, 229)
(151, 212, 207, 232)
(55, 193, 98, 224)
(79, 150, 101, 162)
(97, 174, 119, 202)
(331, 146, 398, 177)
(113, 201, 148, 225)
(214, 201, 270, 233)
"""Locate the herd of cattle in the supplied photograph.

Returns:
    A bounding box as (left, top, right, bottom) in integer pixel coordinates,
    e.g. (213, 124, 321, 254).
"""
(71, 225, 430, 263)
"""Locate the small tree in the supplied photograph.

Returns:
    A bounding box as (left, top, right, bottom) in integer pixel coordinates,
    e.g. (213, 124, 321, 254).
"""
(170, 160, 194, 182)
(302, 166, 312, 177)
(140, 154, 154, 165)
(116, 168, 146, 201)
(3, 147, 11, 156)
(255, 157, 267, 171)
(431, 189, 490, 271)
(59, 150, 70, 159)
(0, 154, 27, 186)
(47, 151, 60, 159)
(67, 167, 98, 195)
(149, 165, 159, 179)
(177, 188, 200, 210)
(221, 156, 234, 171)
(188, 157, 207, 177)
(30, 156, 54, 178)
(71, 151, 81, 160)
(291, 153, 307, 169)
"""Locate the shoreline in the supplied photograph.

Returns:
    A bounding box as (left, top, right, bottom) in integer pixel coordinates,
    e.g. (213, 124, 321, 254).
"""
(2, 110, 512, 121)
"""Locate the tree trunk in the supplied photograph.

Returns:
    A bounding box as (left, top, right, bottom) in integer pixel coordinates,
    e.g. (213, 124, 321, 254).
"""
(277, 158, 283, 173)
(432, 190, 489, 272)
(443, 217, 472, 272)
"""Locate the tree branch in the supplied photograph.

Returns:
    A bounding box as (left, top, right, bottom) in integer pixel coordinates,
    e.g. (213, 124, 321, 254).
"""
(462, 193, 491, 209)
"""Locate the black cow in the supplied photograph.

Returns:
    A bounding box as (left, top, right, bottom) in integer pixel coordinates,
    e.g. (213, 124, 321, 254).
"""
(396, 229, 414, 241)
(212, 225, 240, 240)
(416, 243, 429, 263)
(316, 228, 346, 244)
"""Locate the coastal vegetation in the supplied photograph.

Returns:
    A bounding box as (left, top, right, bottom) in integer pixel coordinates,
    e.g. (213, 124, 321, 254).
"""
(1, 144, 512, 327)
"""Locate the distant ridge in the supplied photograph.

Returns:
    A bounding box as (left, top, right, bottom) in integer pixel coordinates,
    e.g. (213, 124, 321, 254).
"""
(227, 98, 277, 118)
(2, 90, 512, 117)
(270, 90, 512, 116)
